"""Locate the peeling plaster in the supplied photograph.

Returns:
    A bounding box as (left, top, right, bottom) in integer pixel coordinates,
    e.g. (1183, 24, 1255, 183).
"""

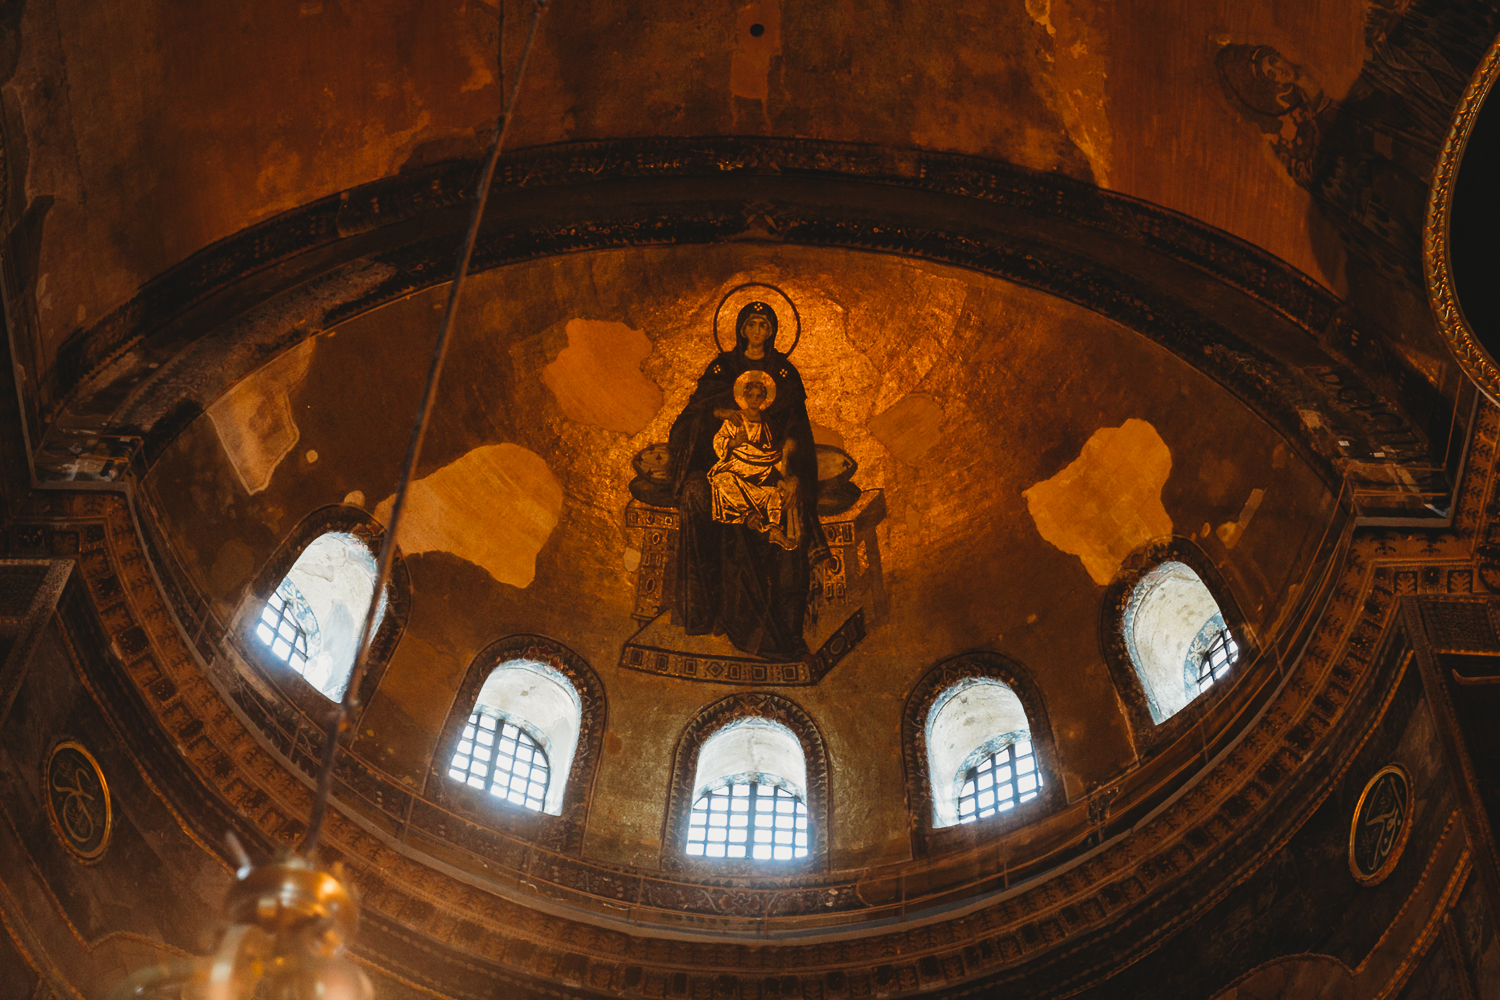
(207, 338, 315, 495)
(1029, 0, 1113, 186)
(729, 0, 781, 108)
(374, 443, 563, 589)
(542, 319, 664, 434)
(1023, 419, 1173, 585)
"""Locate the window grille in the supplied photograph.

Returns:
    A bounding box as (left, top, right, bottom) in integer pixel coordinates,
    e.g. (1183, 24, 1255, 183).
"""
(957, 738, 1041, 824)
(686, 776, 808, 860)
(256, 581, 314, 675)
(1196, 628, 1239, 691)
(448, 711, 549, 812)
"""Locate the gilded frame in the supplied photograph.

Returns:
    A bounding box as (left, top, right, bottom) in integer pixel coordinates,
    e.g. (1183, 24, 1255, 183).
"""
(1347, 763, 1414, 887)
(1424, 32, 1500, 401)
(42, 740, 112, 863)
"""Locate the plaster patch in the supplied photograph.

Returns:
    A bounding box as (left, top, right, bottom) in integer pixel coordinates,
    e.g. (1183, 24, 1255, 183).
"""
(1023, 419, 1173, 585)
(375, 443, 563, 589)
(207, 339, 315, 494)
(868, 394, 944, 466)
(1025, 0, 1055, 36)
(1216, 488, 1266, 549)
(542, 320, 664, 434)
(729, 0, 781, 104)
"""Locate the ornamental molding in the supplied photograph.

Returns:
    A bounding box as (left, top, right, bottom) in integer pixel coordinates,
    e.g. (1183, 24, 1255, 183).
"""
(34, 137, 1433, 495)
(1424, 33, 1500, 402)
(10, 405, 1497, 999)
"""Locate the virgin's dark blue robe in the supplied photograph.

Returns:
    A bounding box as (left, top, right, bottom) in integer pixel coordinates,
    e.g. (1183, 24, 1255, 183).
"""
(667, 349, 828, 661)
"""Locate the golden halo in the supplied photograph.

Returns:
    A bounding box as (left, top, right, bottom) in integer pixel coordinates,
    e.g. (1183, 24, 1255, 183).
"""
(713, 282, 801, 355)
(733, 370, 778, 410)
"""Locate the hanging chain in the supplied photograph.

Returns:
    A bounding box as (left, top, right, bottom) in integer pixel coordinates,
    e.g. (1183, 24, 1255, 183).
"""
(300, 0, 550, 857)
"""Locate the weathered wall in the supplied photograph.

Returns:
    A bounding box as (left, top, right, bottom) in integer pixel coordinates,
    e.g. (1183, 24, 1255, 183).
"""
(6, 0, 1495, 407)
(142, 243, 1335, 871)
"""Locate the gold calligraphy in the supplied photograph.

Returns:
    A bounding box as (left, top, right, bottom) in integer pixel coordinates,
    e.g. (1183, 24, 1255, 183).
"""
(43, 742, 112, 861)
(1348, 765, 1412, 886)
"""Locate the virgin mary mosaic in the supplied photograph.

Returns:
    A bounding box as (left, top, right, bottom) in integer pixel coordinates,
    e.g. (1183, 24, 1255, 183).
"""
(666, 291, 833, 661)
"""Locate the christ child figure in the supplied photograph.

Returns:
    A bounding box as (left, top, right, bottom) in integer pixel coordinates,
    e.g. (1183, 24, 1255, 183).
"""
(707, 370, 800, 552)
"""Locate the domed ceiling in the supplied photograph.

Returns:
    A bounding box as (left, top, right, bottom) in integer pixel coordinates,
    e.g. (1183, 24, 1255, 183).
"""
(1, 2, 1498, 999)
(142, 242, 1335, 870)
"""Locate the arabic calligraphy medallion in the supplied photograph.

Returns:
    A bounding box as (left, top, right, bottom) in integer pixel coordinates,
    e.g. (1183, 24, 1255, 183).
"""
(1349, 764, 1412, 886)
(44, 741, 111, 861)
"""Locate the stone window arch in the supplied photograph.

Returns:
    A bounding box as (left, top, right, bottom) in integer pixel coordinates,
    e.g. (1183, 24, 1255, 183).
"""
(1100, 537, 1257, 753)
(428, 635, 605, 851)
(662, 693, 829, 872)
(447, 658, 581, 816)
(685, 719, 810, 861)
(927, 678, 1042, 828)
(238, 505, 410, 721)
(903, 652, 1060, 855)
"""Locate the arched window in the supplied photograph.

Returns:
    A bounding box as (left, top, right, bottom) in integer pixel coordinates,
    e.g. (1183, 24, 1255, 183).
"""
(1124, 561, 1240, 723)
(447, 658, 581, 816)
(902, 653, 1058, 853)
(256, 531, 383, 701)
(686, 718, 809, 861)
(926, 678, 1041, 829)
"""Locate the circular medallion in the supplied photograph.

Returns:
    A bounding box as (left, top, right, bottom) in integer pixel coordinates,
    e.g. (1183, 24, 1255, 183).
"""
(43, 741, 112, 861)
(1424, 35, 1500, 402)
(713, 282, 802, 355)
(1348, 764, 1412, 886)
